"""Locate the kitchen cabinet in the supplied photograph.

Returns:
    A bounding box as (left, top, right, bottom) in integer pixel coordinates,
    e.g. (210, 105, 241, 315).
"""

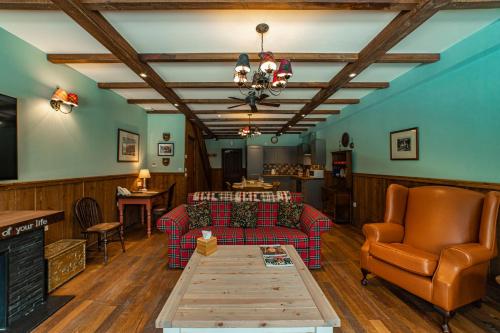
(295, 178, 324, 209)
(263, 147, 297, 164)
(246, 145, 264, 179)
(310, 139, 326, 166)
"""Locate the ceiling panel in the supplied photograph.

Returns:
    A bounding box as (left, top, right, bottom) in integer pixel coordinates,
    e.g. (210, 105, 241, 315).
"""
(67, 63, 142, 82)
(104, 10, 398, 53)
(173, 88, 319, 99)
(111, 88, 163, 99)
(331, 88, 376, 99)
(0, 11, 107, 53)
(352, 63, 419, 83)
(391, 9, 500, 53)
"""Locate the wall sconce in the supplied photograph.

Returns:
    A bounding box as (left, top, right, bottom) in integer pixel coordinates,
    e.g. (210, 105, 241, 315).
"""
(50, 87, 78, 114)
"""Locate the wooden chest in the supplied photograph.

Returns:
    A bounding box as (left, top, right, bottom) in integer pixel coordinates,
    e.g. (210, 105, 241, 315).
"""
(196, 237, 217, 256)
(45, 239, 86, 293)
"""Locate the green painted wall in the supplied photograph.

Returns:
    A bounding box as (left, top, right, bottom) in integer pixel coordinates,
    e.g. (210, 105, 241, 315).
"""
(146, 114, 186, 173)
(0, 27, 147, 182)
(313, 21, 500, 183)
(205, 134, 302, 168)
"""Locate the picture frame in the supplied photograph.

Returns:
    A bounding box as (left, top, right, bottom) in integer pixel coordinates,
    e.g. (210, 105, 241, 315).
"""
(117, 129, 139, 162)
(390, 127, 419, 160)
(158, 143, 174, 156)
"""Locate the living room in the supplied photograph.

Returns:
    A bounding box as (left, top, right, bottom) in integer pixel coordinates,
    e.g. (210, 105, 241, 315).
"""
(0, 2, 499, 333)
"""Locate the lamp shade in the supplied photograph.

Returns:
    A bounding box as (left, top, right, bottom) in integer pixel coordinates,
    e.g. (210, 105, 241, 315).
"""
(66, 93, 79, 107)
(138, 169, 151, 179)
(271, 72, 286, 88)
(235, 53, 251, 74)
(259, 51, 276, 73)
(277, 59, 293, 79)
(233, 72, 247, 86)
(51, 88, 68, 102)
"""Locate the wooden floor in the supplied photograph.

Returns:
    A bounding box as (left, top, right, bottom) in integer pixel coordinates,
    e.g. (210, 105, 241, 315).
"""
(35, 224, 500, 333)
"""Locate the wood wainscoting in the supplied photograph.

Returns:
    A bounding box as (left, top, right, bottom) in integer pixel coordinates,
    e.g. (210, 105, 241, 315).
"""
(211, 168, 223, 191)
(331, 172, 500, 283)
(0, 172, 187, 245)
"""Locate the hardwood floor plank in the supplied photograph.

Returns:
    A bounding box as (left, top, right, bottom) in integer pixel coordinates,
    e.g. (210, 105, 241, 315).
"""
(32, 224, 499, 333)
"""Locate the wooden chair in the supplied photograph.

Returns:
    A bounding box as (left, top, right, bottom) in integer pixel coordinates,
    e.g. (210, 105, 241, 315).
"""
(74, 197, 125, 264)
(153, 182, 176, 219)
(272, 181, 281, 191)
(225, 181, 232, 191)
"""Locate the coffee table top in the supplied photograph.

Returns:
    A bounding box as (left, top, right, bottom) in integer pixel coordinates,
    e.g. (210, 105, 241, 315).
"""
(156, 245, 340, 329)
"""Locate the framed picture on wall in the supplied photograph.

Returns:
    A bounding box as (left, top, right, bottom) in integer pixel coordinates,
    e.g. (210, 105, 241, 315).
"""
(117, 129, 140, 162)
(390, 127, 419, 160)
(158, 143, 174, 156)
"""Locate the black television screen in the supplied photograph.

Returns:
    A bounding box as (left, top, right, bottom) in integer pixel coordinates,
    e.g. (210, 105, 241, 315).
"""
(0, 94, 17, 180)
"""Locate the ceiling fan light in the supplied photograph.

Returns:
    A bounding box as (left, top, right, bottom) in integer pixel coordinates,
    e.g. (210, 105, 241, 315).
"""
(235, 53, 251, 74)
(259, 52, 276, 74)
(233, 72, 247, 86)
(251, 72, 265, 90)
(277, 59, 293, 79)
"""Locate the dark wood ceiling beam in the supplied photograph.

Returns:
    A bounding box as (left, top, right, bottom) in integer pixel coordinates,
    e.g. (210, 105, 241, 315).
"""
(0, 0, 419, 10)
(202, 118, 326, 122)
(48, 52, 440, 64)
(147, 110, 341, 115)
(278, 0, 449, 134)
(98, 81, 389, 89)
(129, 98, 359, 104)
(49, 0, 214, 137)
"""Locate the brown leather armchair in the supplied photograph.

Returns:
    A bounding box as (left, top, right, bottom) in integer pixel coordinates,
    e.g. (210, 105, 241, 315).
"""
(360, 184, 499, 333)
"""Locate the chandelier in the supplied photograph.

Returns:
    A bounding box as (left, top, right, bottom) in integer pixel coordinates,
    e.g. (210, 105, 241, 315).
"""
(233, 23, 293, 98)
(239, 114, 262, 137)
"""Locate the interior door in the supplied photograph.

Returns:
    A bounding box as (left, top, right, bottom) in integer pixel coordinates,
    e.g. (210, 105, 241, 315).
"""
(186, 136, 196, 194)
(222, 149, 243, 186)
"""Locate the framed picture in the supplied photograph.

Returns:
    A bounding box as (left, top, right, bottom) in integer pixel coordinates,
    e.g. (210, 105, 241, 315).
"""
(390, 127, 419, 160)
(117, 129, 139, 162)
(158, 143, 174, 156)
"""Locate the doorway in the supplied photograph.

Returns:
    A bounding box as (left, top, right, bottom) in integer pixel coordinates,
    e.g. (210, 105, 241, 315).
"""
(186, 135, 196, 194)
(222, 149, 243, 189)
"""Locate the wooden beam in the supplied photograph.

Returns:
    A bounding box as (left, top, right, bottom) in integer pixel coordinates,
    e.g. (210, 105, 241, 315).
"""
(49, 0, 214, 137)
(99, 81, 389, 89)
(0, 0, 420, 11)
(48, 52, 440, 64)
(147, 109, 341, 115)
(202, 117, 326, 122)
(278, 0, 449, 134)
(129, 98, 359, 104)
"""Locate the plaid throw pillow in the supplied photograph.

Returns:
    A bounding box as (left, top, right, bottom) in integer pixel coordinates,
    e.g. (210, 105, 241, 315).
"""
(186, 201, 212, 230)
(277, 202, 303, 229)
(231, 202, 258, 228)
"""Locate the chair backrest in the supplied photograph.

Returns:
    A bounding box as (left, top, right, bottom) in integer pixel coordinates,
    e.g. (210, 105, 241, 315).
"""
(74, 197, 103, 230)
(166, 182, 176, 211)
(403, 186, 484, 255)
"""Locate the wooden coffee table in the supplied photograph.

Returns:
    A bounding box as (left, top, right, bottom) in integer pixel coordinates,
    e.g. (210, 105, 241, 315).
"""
(156, 245, 340, 333)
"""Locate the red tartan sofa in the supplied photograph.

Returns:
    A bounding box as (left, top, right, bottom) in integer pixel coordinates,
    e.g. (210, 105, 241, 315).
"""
(156, 192, 333, 269)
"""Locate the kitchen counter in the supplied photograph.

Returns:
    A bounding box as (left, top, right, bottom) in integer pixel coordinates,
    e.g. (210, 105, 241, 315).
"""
(262, 174, 324, 181)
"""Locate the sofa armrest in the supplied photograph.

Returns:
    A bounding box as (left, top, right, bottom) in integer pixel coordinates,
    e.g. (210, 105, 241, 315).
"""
(156, 204, 190, 236)
(362, 223, 405, 243)
(300, 204, 333, 235)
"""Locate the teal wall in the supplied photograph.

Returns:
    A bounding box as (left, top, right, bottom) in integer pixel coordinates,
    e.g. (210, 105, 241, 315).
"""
(147, 114, 186, 173)
(0, 27, 147, 182)
(205, 134, 301, 168)
(313, 21, 500, 183)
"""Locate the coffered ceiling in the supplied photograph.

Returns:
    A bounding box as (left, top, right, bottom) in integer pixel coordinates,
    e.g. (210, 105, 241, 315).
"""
(0, 1, 498, 139)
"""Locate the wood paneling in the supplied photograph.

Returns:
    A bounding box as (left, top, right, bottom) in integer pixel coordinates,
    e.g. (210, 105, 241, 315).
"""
(0, 173, 185, 245)
(210, 168, 223, 191)
(350, 172, 500, 282)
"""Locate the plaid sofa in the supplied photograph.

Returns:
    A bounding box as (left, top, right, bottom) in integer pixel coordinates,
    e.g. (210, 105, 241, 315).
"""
(157, 192, 333, 269)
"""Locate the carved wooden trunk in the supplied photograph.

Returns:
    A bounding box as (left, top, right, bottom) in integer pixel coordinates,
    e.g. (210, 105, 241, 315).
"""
(45, 239, 86, 293)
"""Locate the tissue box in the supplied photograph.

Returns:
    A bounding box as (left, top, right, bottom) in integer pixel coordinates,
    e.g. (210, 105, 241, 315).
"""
(196, 237, 217, 256)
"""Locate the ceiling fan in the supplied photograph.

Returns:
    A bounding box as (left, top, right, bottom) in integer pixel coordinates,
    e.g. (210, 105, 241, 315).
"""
(227, 91, 280, 112)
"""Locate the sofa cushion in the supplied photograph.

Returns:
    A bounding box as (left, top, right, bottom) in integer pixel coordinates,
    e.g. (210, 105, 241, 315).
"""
(244, 227, 309, 249)
(277, 202, 303, 229)
(210, 201, 232, 227)
(180, 227, 245, 249)
(186, 201, 212, 230)
(231, 202, 258, 228)
(257, 202, 279, 227)
(369, 242, 439, 277)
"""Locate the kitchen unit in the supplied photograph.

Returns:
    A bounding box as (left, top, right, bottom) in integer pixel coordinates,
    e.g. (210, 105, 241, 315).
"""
(246, 145, 264, 179)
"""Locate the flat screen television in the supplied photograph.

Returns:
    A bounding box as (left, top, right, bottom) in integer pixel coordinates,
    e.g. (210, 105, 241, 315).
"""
(0, 94, 18, 180)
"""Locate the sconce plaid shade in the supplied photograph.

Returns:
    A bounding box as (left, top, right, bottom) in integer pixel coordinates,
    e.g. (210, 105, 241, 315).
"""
(51, 88, 68, 102)
(66, 93, 79, 107)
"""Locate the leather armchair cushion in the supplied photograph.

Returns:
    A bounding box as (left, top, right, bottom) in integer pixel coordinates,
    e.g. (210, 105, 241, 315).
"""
(370, 242, 439, 276)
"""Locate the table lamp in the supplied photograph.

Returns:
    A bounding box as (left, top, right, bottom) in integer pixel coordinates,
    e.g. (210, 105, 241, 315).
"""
(138, 169, 151, 192)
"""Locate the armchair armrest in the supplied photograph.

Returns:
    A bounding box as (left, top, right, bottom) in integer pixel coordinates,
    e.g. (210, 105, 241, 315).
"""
(300, 204, 333, 235)
(362, 223, 405, 243)
(156, 204, 189, 236)
(438, 243, 492, 271)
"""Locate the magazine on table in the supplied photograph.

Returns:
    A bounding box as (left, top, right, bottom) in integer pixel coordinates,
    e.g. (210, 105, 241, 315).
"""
(260, 245, 294, 267)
